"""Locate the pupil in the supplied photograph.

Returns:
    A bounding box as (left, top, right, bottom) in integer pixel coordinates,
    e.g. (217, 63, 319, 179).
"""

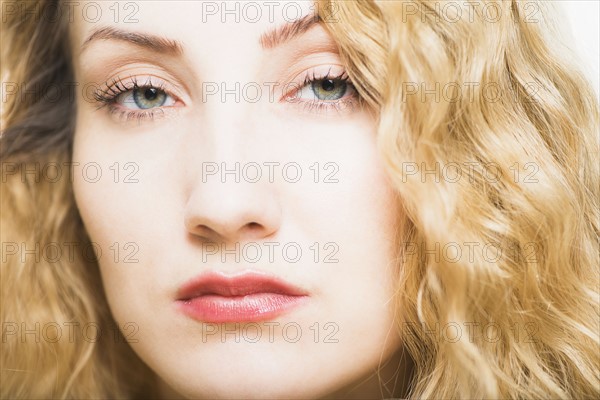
(144, 88, 158, 100)
(321, 79, 336, 91)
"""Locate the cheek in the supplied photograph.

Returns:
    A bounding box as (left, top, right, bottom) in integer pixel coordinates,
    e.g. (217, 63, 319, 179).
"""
(279, 119, 403, 357)
(70, 116, 165, 319)
(324, 142, 401, 349)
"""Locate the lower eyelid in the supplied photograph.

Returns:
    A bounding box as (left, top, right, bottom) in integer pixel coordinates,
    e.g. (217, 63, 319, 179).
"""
(103, 98, 179, 123)
(110, 108, 162, 122)
(298, 97, 360, 115)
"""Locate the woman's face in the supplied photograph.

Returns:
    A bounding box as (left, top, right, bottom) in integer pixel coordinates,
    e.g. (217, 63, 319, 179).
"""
(71, 1, 405, 398)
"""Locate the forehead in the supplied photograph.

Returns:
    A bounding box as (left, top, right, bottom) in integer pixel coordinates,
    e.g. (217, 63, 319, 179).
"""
(71, 0, 318, 53)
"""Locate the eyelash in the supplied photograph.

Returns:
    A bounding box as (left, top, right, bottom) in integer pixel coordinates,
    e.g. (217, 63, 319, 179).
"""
(288, 70, 360, 114)
(93, 70, 361, 122)
(94, 76, 169, 122)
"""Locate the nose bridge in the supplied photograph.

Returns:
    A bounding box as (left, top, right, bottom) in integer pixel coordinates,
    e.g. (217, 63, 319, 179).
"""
(189, 35, 265, 160)
(200, 75, 261, 157)
(202, 80, 256, 109)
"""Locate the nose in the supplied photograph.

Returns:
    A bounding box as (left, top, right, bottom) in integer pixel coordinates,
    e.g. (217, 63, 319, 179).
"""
(183, 80, 281, 244)
(184, 172, 281, 243)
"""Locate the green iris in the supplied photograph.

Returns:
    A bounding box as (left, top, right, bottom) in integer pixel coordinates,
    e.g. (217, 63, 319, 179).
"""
(311, 79, 348, 101)
(132, 87, 167, 109)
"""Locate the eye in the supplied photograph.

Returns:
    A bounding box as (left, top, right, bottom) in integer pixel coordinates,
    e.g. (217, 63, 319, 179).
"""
(296, 78, 352, 101)
(117, 86, 175, 110)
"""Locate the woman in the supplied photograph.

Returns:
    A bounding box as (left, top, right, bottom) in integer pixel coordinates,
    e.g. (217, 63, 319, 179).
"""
(1, 0, 598, 398)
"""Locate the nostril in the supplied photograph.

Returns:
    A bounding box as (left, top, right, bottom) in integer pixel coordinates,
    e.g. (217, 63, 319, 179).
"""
(242, 222, 267, 237)
(246, 222, 262, 231)
(188, 225, 218, 242)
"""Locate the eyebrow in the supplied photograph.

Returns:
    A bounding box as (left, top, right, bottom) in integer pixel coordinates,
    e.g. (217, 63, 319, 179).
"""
(81, 13, 321, 54)
(82, 27, 184, 56)
(259, 13, 321, 49)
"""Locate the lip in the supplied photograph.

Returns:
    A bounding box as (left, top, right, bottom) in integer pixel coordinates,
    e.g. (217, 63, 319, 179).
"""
(175, 271, 309, 323)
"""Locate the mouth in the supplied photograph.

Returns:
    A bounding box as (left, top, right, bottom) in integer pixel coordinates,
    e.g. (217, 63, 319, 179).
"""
(175, 270, 309, 323)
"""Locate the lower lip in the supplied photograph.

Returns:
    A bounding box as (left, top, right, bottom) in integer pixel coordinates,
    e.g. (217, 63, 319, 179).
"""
(176, 293, 308, 323)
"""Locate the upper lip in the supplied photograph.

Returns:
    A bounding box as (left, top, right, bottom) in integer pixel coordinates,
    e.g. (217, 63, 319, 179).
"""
(175, 270, 308, 301)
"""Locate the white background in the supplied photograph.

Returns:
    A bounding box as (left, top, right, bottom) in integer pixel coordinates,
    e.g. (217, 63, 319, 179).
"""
(558, 0, 600, 97)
